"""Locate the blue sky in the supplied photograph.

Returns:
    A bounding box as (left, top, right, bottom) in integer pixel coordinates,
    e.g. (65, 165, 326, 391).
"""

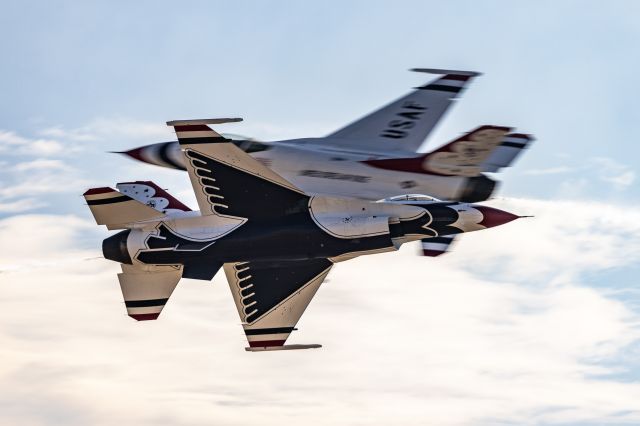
(0, 2, 639, 425)
(1, 0, 638, 209)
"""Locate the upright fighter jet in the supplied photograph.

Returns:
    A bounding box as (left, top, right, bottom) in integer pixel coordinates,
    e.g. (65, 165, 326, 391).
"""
(122, 69, 533, 203)
(119, 69, 533, 255)
(85, 119, 522, 351)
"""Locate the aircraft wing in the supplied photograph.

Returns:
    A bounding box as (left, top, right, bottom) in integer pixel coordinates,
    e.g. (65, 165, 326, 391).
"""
(323, 68, 480, 156)
(224, 259, 333, 351)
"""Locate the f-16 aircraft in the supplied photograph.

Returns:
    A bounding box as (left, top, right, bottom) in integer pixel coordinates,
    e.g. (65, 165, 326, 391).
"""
(118, 69, 533, 256)
(85, 119, 522, 351)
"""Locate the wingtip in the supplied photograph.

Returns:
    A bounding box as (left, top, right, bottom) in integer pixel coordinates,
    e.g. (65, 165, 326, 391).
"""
(507, 133, 536, 142)
(245, 344, 322, 352)
(473, 124, 513, 133)
(129, 313, 160, 321)
(410, 68, 482, 77)
(166, 118, 243, 126)
(83, 187, 116, 196)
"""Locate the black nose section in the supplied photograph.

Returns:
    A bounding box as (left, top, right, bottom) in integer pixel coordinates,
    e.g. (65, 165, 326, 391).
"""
(102, 229, 132, 264)
(458, 175, 498, 203)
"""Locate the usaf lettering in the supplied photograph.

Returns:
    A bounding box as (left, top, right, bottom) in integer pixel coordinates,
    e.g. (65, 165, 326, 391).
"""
(380, 101, 427, 139)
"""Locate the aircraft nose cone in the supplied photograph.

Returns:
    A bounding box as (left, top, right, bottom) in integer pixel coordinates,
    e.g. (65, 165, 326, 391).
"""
(473, 206, 520, 228)
(119, 146, 145, 162)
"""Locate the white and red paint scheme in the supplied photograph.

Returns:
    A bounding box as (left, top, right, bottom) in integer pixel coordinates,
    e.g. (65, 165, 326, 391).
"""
(120, 69, 533, 206)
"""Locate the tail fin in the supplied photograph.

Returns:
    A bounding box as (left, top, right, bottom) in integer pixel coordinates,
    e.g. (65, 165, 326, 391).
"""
(83, 187, 165, 230)
(481, 133, 534, 172)
(168, 118, 308, 221)
(364, 125, 511, 177)
(324, 68, 481, 155)
(116, 181, 192, 214)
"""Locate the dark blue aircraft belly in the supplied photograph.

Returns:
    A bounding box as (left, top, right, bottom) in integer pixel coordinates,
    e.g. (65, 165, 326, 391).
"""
(134, 215, 395, 265)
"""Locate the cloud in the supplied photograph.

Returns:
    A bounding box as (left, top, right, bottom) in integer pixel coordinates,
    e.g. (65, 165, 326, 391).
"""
(12, 159, 69, 172)
(451, 197, 640, 282)
(523, 166, 574, 176)
(0, 136, 89, 214)
(0, 197, 639, 425)
(39, 126, 98, 142)
(604, 170, 636, 188)
(40, 118, 173, 143)
(38, 117, 331, 144)
(0, 121, 175, 215)
(0, 130, 64, 156)
(0, 214, 98, 271)
(522, 157, 636, 198)
(590, 157, 636, 189)
(0, 198, 47, 213)
(0, 158, 89, 203)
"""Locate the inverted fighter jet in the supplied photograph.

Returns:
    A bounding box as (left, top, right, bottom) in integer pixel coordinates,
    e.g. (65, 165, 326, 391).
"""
(85, 119, 522, 351)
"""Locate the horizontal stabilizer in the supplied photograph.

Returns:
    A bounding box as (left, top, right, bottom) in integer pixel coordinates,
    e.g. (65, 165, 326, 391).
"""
(481, 133, 534, 172)
(422, 125, 511, 176)
(118, 264, 182, 321)
(83, 187, 165, 230)
(116, 181, 192, 213)
(364, 125, 511, 177)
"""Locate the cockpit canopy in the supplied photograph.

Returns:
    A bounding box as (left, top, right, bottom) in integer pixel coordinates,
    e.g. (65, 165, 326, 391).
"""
(381, 194, 442, 203)
(224, 134, 273, 154)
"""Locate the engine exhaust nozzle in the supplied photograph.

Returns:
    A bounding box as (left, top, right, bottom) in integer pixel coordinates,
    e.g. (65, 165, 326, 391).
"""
(102, 229, 133, 264)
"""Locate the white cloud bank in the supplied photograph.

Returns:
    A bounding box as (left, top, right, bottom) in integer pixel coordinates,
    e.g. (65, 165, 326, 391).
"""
(0, 198, 639, 425)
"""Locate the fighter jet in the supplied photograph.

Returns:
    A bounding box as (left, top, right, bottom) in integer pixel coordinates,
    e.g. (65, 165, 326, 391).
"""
(120, 69, 532, 202)
(118, 69, 533, 255)
(85, 119, 522, 351)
